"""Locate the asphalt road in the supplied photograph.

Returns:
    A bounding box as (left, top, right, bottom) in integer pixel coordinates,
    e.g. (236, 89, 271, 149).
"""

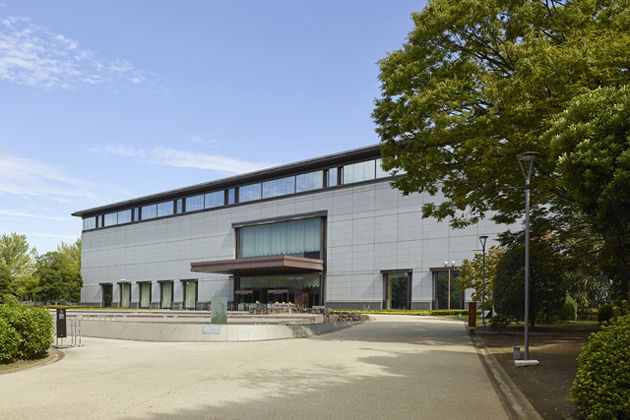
(0, 315, 509, 420)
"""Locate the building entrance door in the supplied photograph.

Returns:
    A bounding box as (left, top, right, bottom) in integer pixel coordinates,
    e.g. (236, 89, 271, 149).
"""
(384, 272, 410, 310)
(102, 284, 113, 308)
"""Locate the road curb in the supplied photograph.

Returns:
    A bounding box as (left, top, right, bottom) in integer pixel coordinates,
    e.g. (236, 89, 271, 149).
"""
(470, 333, 544, 420)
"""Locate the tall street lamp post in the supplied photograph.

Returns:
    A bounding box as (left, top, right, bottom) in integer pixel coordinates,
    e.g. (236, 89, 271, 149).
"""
(517, 151, 539, 362)
(444, 261, 455, 310)
(479, 235, 489, 330)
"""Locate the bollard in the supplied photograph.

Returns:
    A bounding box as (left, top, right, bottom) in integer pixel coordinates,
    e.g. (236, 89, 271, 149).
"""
(513, 346, 522, 360)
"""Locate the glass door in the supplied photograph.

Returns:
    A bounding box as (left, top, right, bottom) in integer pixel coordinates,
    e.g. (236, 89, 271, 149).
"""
(384, 272, 410, 310)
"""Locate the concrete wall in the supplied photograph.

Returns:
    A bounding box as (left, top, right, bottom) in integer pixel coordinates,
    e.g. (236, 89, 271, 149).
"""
(81, 179, 508, 308)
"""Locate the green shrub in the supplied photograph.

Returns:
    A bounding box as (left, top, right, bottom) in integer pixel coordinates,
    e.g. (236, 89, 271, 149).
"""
(0, 304, 53, 359)
(571, 314, 630, 419)
(559, 292, 578, 321)
(0, 317, 20, 363)
(489, 314, 511, 333)
(597, 304, 615, 325)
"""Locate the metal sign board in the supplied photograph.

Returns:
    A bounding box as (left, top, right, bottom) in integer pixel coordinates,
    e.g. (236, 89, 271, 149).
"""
(56, 308, 67, 338)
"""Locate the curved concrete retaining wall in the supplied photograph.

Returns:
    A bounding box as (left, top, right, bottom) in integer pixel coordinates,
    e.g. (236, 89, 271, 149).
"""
(78, 319, 361, 342)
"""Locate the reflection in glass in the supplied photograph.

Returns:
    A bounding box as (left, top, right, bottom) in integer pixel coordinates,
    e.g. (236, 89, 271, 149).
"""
(133, 208, 140, 222)
(186, 195, 204, 212)
(118, 210, 132, 224)
(376, 158, 389, 178)
(142, 204, 157, 220)
(83, 217, 96, 230)
(157, 201, 174, 217)
(435, 271, 462, 310)
(296, 171, 323, 193)
(386, 273, 409, 310)
(328, 168, 338, 187)
(344, 160, 376, 184)
(205, 191, 224, 208)
(104, 212, 118, 227)
(161, 282, 172, 309)
(227, 189, 235, 205)
(263, 176, 295, 199)
(239, 183, 261, 202)
(239, 218, 321, 258)
(176, 199, 183, 214)
(184, 282, 197, 309)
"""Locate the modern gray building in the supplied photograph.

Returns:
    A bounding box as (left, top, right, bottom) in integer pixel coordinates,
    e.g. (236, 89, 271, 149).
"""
(73, 144, 505, 310)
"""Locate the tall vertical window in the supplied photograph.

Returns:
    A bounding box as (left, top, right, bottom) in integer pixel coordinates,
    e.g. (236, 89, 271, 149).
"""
(263, 176, 295, 199)
(343, 160, 376, 184)
(184, 281, 197, 310)
(328, 168, 338, 187)
(157, 201, 174, 217)
(239, 183, 261, 202)
(133, 208, 140, 221)
(185, 195, 204, 212)
(83, 217, 96, 230)
(140, 282, 151, 309)
(142, 204, 157, 220)
(176, 199, 183, 214)
(296, 171, 323, 193)
(205, 191, 224, 208)
(239, 218, 321, 259)
(104, 212, 118, 227)
(118, 210, 132, 224)
(227, 189, 235, 205)
(160, 281, 173, 309)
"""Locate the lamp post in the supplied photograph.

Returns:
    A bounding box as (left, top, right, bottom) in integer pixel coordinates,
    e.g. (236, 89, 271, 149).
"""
(517, 151, 539, 361)
(479, 235, 489, 329)
(444, 261, 455, 310)
(121, 278, 126, 308)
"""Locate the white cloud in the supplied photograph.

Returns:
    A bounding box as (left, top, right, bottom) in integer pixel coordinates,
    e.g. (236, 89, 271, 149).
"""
(0, 16, 162, 90)
(87, 144, 272, 174)
(86, 144, 146, 158)
(0, 209, 68, 221)
(0, 153, 131, 201)
(187, 134, 217, 146)
(28, 232, 80, 240)
(0, 4, 7, 9)
(148, 147, 272, 174)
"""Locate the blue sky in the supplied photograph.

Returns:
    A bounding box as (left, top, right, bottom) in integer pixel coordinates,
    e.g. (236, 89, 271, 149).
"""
(0, 0, 427, 254)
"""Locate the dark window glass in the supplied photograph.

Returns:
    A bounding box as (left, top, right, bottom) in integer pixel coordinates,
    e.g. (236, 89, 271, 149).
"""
(142, 204, 157, 220)
(118, 210, 132, 224)
(185, 195, 204, 212)
(263, 176, 295, 199)
(239, 183, 261, 202)
(296, 171, 323, 193)
(104, 212, 118, 227)
(205, 191, 224, 208)
(157, 201, 174, 217)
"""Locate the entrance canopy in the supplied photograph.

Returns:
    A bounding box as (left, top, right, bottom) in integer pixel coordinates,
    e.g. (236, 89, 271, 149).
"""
(190, 255, 323, 276)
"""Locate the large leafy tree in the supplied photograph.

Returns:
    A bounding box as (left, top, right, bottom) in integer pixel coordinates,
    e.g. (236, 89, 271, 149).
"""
(494, 242, 565, 327)
(545, 86, 630, 300)
(458, 245, 506, 308)
(372, 0, 630, 299)
(35, 250, 82, 304)
(0, 233, 37, 300)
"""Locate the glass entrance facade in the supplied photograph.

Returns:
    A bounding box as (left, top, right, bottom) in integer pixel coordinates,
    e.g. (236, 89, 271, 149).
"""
(434, 270, 462, 310)
(237, 274, 321, 307)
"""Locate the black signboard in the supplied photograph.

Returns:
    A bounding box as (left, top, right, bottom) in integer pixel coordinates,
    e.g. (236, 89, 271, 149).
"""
(56, 308, 67, 338)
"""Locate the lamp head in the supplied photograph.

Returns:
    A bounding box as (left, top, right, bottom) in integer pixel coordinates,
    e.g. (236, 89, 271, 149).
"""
(517, 151, 539, 162)
(479, 235, 489, 247)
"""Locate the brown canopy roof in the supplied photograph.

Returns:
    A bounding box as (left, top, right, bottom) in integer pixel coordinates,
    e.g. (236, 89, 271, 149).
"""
(190, 255, 323, 276)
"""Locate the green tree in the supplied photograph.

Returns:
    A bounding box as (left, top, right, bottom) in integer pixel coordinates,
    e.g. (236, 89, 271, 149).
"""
(35, 250, 82, 304)
(0, 233, 37, 300)
(0, 263, 12, 297)
(372, 0, 630, 299)
(545, 86, 630, 301)
(493, 241, 565, 327)
(458, 246, 506, 309)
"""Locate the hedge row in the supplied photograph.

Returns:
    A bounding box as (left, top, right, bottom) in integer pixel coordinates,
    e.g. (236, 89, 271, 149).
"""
(0, 304, 53, 363)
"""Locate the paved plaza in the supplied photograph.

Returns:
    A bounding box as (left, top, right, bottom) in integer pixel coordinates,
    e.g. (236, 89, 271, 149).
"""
(1, 316, 512, 420)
